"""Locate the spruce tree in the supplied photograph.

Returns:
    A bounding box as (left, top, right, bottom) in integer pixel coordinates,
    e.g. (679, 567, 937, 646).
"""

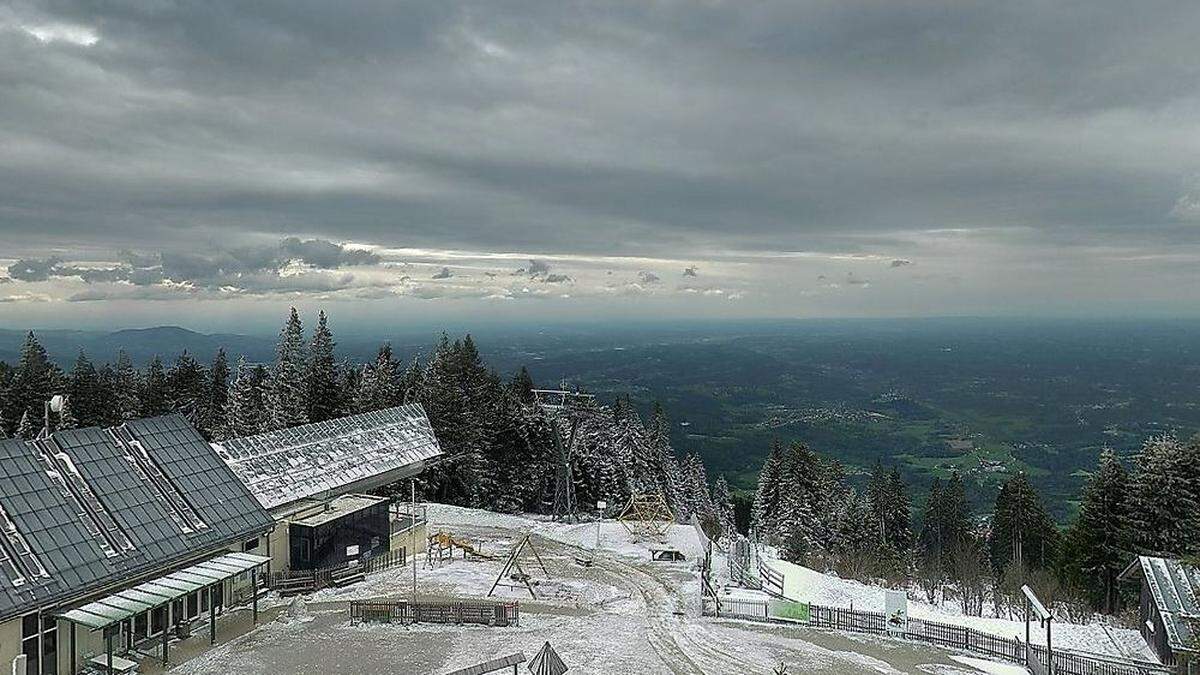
(66, 351, 103, 428)
(57, 395, 78, 431)
(203, 349, 231, 438)
(266, 307, 309, 430)
(221, 358, 266, 439)
(306, 311, 341, 422)
(1062, 449, 1132, 612)
(113, 350, 141, 421)
(139, 356, 170, 417)
(165, 350, 208, 425)
(509, 366, 536, 405)
(3, 332, 62, 435)
(989, 472, 1059, 574)
(355, 343, 399, 412)
(15, 409, 35, 440)
(752, 440, 786, 540)
(712, 475, 738, 543)
(1128, 435, 1200, 556)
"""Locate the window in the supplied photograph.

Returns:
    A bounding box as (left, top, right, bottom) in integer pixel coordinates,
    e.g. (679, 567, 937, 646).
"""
(151, 607, 166, 635)
(187, 592, 199, 618)
(21, 614, 38, 675)
(244, 537, 260, 551)
(40, 617, 56, 675)
(134, 612, 148, 640)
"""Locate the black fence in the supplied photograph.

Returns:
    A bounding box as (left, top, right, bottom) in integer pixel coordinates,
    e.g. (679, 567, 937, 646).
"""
(704, 599, 1171, 675)
(348, 599, 519, 627)
(268, 549, 406, 595)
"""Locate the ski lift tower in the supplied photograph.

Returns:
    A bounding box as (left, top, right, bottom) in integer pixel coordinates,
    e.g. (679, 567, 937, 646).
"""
(532, 386, 594, 523)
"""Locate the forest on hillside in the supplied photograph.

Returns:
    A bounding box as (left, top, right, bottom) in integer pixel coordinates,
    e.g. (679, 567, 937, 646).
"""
(0, 309, 735, 537)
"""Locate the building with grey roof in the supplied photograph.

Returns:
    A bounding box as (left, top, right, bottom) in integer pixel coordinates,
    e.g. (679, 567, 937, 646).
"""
(212, 404, 442, 575)
(0, 414, 274, 675)
(1120, 555, 1200, 670)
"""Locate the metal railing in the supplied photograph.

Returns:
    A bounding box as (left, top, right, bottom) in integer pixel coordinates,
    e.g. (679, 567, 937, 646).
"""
(703, 599, 1172, 675)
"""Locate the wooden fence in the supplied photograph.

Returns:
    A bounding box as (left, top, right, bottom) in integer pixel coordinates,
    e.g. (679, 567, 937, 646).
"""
(268, 549, 407, 595)
(348, 600, 519, 627)
(704, 599, 1171, 675)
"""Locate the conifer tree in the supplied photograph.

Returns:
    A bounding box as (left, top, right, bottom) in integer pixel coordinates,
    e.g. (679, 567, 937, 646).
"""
(1061, 449, 1133, 612)
(139, 356, 170, 417)
(305, 311, 341, 422)
(113, 350, 141, 421)
(15, 409, 35, 440)
(989, 472, 1059, 574)
(509, 366, 536, 405)
(57, 395, 78, 431)
(203, 348, 230, 437)
(222, 358, 266, 439)
(1128, 435, 1200, 557)
(165, 350, 208, 425)
(355, 343, 399, 412)
(752, 440, 786, 540)
(3, 332, 62, 434)
(66, 351, 103, 428)
(711, 475, 738, 543)
(266, 307, 308, 430)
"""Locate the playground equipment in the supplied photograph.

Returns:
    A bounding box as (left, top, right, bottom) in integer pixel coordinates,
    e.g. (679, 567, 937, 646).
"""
(427, 531, 496, 567)
(617, 493, 674, 541)
(488, 534, 550, 600)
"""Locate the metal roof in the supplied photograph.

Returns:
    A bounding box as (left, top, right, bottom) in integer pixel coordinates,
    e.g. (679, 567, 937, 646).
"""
(215, 404, 443, 510)
(528, 642, 569, 675)
(1125, 555, 1200, 653)
(0, 415, 273, 622)
(442, 652, 526, 675)
(59, 552, 269, 630)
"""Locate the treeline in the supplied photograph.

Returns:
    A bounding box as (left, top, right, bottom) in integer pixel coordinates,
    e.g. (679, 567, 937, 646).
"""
(751, 438, 1200, 619)
(0, 309, 735, 531)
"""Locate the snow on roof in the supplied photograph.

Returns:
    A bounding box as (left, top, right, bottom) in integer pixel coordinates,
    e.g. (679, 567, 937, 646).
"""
(214, 404, 442, 510)
(1128, 555, 1200, 653)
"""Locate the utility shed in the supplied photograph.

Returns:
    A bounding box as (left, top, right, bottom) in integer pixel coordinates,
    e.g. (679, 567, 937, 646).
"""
(1120, 555, 1200, 670)
(288, 495, 389, 571)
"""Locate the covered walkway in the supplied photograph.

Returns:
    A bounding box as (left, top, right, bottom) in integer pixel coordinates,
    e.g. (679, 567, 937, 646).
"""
(57, 551, 269, 673)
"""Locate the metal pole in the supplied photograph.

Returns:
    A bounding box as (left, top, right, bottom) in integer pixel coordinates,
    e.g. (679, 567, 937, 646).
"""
(1025, 598, 1030, 667)
(1046, 619, 1052, 675)
(162, 606, 169, 666)
(252, 569, 259, 625)
(209, 586, 217, 645)
(70, 622, 76, 675)
(411, 479, 417, 601)
(106, 629, 113, 674)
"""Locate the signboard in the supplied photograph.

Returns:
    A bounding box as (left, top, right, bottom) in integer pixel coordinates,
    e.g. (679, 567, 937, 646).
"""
(773, 600, 811, 623)
(884, 590, 908, 634)
(346, 544, 360, 556)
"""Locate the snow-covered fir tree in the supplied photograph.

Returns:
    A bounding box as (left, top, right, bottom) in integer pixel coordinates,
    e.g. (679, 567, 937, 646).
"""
(676, 452, 715, 522)
(355, 343, 399, 413)
(265, 307, 309, 430)
(1128, 434, 1200, 557)
(113, 349, 141, 421)
(139, 356, 169, 417)
(711, 474, 738, 543)
(221, 358, 267, 439)
(751, 440, 786, 540)
(165, 350, 207, 426)
(305, 311, 341, 422)
(66, 351, 104, 428)
(989, 472, 1058, 574)
(3, 332, 62, 435)
(56, 395, 78, 431)
(1061, 449, 1133, 611)
(203, 349, 230, 438)
(15, 409, 35, 440)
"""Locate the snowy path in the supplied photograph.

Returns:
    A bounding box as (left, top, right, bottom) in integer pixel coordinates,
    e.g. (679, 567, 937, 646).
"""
(169, 505, 1030, 674)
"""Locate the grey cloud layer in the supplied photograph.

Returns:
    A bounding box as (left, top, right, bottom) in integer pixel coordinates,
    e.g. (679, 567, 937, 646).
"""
(2, 1, 1200, 317)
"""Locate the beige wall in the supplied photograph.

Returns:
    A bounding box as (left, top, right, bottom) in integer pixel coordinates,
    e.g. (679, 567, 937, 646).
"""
(390, 521, 428, 556)
(0, 616, 20, 675)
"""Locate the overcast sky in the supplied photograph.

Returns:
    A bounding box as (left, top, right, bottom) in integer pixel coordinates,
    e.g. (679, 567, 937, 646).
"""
(2, 0, 1199, 333)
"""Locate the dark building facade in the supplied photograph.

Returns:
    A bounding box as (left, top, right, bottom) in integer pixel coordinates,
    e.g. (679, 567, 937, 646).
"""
(287, 495, 389, 571)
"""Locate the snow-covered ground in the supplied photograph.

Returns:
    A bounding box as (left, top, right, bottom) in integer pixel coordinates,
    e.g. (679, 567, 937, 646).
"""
(743, 551, 1156, 663)
(172, 505, 1045, 674)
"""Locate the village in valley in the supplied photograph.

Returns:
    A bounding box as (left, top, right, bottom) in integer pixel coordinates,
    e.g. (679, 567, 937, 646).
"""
(0, 312, 1196, 675)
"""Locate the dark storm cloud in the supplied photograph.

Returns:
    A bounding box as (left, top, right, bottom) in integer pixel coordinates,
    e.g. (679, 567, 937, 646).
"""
(2, 0, 1200, 314)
